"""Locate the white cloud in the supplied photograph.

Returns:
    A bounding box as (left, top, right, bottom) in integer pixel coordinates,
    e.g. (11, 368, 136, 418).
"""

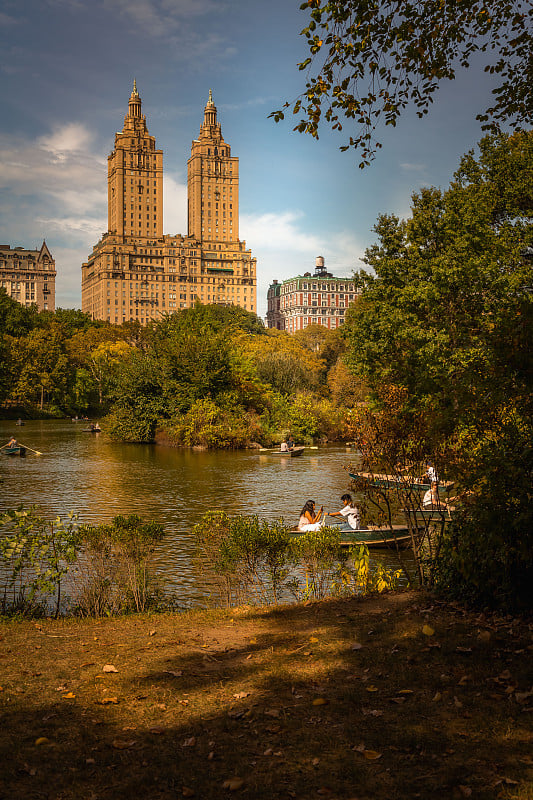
(39, 123, 95, 160)
(399, 162, 427, 172)
(0, 122, 108, 308)
(107, 0, 224, 45)
(0, 12, 19, 25)
(163, 173, 187, 234)
(241, 210, 365, 319)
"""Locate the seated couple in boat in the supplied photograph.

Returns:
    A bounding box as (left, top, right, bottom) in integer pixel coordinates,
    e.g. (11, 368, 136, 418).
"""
(280, 436, 294, 452)
(298, 494, 360, 532)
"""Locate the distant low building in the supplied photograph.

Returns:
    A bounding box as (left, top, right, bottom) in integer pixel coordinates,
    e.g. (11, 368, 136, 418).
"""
(266, 256, 358, 333)
(0, 241, 56, 312)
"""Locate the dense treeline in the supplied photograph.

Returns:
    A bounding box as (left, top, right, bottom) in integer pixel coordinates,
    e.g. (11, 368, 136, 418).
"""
(343, 130, 533, 611)
(0, 293, 363, 446)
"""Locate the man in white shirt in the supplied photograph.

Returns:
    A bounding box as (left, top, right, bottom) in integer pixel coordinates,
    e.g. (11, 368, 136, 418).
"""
(328, 494, 360, 530)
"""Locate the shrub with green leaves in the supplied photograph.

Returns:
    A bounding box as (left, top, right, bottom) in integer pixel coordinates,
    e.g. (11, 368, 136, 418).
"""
(0, 508, 81, 617)
(74, 515, 165, 615)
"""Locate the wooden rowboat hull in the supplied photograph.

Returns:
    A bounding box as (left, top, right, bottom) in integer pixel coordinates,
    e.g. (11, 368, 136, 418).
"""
(290, 523, 424, 550)
(2, 446, 26, 456)
(346, 469, 453, 493)
(266, 446, 305, 457)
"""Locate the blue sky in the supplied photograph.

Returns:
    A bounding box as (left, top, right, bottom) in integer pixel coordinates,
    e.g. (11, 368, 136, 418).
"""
(0, 0, 501, 318)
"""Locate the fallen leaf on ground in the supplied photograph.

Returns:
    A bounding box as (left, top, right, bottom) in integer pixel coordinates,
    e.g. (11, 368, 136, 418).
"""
(100, 697, 119, 705)
(112, 739, 136, 750)
(103, 664, 118, 673)
(222, 777, 245, 791)
(312, 697, 328, 706)
(363, 750, 382, 760)
(366, 686, 378, 692)
(233, 691, 250, 700)
(422, 625, 435, 636)
(432, 692, 442, 702)
(35, 737, 50, 746)
(62, 692, 76, 699)
(309, 636, 319, 643)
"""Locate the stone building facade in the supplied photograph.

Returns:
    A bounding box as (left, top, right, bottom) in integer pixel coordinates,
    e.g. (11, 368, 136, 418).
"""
(267, 257, 358, 333)
(266, 279, 283, 329)
(82, 83, 256, 324)
(0, 241, 56, 312)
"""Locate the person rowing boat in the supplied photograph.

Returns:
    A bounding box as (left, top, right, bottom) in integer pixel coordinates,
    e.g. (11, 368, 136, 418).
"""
(327, 493, 360, 530)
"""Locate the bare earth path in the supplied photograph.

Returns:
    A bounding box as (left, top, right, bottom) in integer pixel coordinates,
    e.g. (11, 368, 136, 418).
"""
(1, 590, 532, 799)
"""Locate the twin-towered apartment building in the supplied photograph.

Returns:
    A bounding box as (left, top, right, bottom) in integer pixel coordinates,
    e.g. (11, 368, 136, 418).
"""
(3, 85, 358, 329)
(81, 83, 257, 324)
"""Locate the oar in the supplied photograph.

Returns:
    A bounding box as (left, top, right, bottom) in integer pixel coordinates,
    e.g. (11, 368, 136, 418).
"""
(17, 442, 43, 456)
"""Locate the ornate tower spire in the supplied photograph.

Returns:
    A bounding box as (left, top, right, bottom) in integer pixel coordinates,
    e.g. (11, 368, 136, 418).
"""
(203, 89, 217, 129)
(107, 82, 163, 239)
(128, 78, 142, 119)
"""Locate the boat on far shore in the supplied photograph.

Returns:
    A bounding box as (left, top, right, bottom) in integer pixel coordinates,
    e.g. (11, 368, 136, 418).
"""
(261, 446, 305, 457)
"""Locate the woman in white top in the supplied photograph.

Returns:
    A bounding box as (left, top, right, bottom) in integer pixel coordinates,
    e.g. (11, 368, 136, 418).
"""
(422, 482, 440, 508)
(298, 500, 324, 532)
(328, 493, 360, 530)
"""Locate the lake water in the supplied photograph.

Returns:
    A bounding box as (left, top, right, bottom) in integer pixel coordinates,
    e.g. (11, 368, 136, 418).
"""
(0, 420, 410, 606)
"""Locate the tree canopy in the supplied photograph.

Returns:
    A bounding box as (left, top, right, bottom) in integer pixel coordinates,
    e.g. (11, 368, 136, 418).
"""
(271, 0, 533, 165)
(343, 130, 533, 609)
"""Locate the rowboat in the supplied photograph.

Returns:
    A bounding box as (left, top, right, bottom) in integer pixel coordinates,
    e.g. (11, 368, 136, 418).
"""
(337, 524, 426, 549)
(290, 522, 425, 550)
(2, 445, 26, 456)
(345, 467, 454, 494)
(261, 446, 305, 457)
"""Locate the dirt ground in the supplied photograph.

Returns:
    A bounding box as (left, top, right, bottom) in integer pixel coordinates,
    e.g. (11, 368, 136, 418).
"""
(0, 590, 532, 800)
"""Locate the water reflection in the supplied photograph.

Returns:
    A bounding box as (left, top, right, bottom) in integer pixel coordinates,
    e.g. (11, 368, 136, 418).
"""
(0, 421, 411, 606)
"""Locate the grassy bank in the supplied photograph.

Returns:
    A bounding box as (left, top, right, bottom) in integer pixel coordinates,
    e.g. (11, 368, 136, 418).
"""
(1, 590, 531, 799)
